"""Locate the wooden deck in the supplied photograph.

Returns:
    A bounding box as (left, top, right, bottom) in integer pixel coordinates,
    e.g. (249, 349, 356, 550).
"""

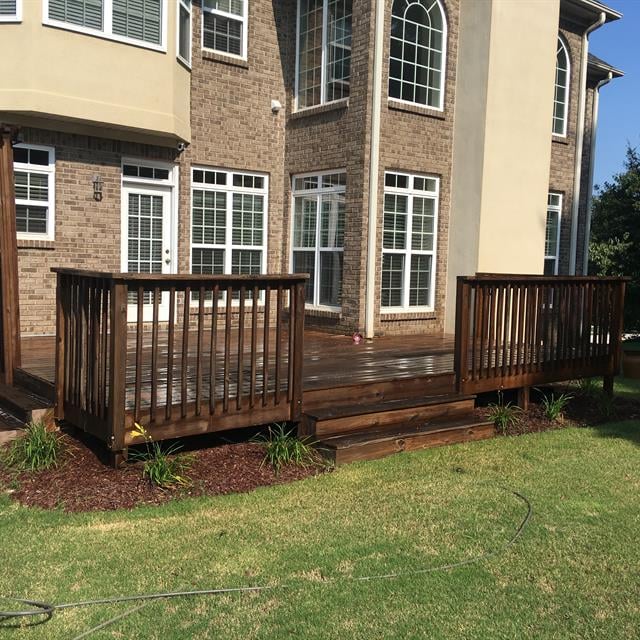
(20, 330, 455, 398)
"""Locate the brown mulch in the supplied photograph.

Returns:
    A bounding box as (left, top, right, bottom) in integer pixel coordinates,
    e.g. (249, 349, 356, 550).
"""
(0, 436, 325, 513)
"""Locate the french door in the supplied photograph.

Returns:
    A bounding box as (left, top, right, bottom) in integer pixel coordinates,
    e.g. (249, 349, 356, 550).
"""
(122, 185, 174, 321)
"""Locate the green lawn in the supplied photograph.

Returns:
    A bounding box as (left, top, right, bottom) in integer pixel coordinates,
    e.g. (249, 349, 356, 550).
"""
(1, 390, 639, 638)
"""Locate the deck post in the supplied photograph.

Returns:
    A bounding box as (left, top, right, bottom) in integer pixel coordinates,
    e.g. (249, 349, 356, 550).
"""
(107, 279, 128, 466)
(453, 277, 471, 394)
(0, 126, 21, 384)
(290, 281, 305, 422)
(517, 386, 530, 411)
(54, 273, 66, 420)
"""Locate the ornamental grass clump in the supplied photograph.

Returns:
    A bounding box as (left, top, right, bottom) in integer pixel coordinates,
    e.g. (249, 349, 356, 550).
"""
(487, 394, 522, 434)
(541, 392, 573, 422)
(130, 423, 192, 489)
(252, 424, 317, 474)
(3, 420, 63, 471)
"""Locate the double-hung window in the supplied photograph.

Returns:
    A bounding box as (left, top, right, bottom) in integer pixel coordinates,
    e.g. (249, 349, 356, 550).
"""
(202, 0, 247, 59)
(553, 36, 570, 136)
(191, 167, 267, 283)
(296, 0, 352, 109)
(0, 0, 21, 21)
(291, 171, 345, 308)
(544, 193, 562, 275)
(13, 144, 56, 241)
(381, 172, 438, 311)
(177, 0, 192, 64)
(45, 0, 164, 48)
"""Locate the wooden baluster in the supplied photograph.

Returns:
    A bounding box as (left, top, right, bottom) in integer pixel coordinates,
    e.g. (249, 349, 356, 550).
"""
(237, 286, 246, 412)
(472, 284, 481, 381)
(209, 284, 219, 415)
(516, 284, 526, 376)
(223, 286, 232, 413)
(181, 287, 191, 419)
(487, 285, 495, 374)
(134, 286, 144, 423)
(100, 283, 109, 419)
(54, 274, 66, 421)
(501, 284, 510, 380)
(288, 285, 295, 404)
(250, 285, 258, 409)
(275, 286, 283, 403)
(195, 286, 205, 416)
(290, 282, 305, 421)
(165, 287, 176, 421)
(262, 285, 271, 407)
(508, 285, 518, 376)
(583, 281, 593, 366)
(453, 278, 471, 394)
(150, 286, 160, 424)
(495, 284, 504, 377)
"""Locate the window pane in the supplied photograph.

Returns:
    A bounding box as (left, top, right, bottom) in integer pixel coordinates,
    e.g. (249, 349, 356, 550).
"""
(297, 0, 324, 107)
(544, 258, 557, 276)
(232, 194, 263, 246)
(409, 254, 432, 306)
(48, 0, 103, 30)
(383, 194, 407, 250)
(381, 253, 404, 307)
(112, 0, 162, 44)
(192, 247, 224, 274)
(319, 252, 343, 306)
(16, 205, 47, 234)
(178, 2, 191, 62)
(293, 251, 316, 302)
(553, 38, 569, 135)
(293, 196, 317, 248)
(325, 0, 352, 102)
(204, 0, 243, 16)
(0, 0, 17, 15)
(231, 249, 262, 274)
(411, 196, 435, 251)
(319, 193, 345, 248)
(203, 11, 242, 55)
(192, 189, 226, 245)
(545, 210, 559, 257)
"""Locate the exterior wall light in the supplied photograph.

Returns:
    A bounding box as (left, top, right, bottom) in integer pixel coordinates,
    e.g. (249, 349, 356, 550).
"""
(92, 174, 104, 201)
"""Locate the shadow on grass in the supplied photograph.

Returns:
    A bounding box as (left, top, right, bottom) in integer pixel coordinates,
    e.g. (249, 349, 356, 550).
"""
(590, 420, 640, 446)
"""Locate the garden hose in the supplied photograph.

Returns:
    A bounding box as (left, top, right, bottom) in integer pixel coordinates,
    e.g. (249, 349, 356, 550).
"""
(0, 486, 532, 639)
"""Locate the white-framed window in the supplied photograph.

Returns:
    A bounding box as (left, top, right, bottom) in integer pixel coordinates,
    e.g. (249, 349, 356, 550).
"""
(13, 144, 56, 241)
(295, 0, 352, 110)
(0, 0, 21, 22)
(43, 0, 167, 51)
(201, 0, 247, 59)
(388, 0, 447, 110)
(190, 167, 267, 284)
(177, 0, 192, 65)
(291, 170, 346, 309)
(381, 171, 438, 312)
(545, 193, 562, 275)
(553, 36, 570, 137)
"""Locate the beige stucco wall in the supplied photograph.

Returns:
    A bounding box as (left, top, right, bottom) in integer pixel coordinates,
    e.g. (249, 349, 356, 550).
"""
(0, 1, 190, 143)
(446, 0, 559, 330)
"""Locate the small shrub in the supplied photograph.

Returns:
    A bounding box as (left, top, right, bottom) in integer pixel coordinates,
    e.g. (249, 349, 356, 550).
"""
(576, 377, 599, 398)
(3, 421, 62, 471)
(130, 424, 192, 489)
(487, 394, 522, 434)
(252, 424, 317, 474)
(541, 392, 573, 422)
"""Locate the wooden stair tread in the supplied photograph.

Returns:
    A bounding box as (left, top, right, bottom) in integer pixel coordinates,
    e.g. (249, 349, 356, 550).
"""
(318, 417, 493, 449)
(304, 393, 476, 422)
(0, 383, 52, 414)
(0, 407, 25, 431)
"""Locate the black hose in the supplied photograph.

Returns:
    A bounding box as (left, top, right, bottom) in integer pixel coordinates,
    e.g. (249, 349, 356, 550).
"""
(0, 485, 532, 639)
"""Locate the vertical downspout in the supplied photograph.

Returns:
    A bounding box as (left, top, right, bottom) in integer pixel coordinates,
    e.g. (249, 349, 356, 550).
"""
(568, 11, 605, 274)
(364, 0, 385, 339)
(582, 72, 612, 275)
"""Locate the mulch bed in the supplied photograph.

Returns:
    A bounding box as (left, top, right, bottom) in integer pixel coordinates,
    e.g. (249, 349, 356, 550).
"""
(0, 435, 325, 513)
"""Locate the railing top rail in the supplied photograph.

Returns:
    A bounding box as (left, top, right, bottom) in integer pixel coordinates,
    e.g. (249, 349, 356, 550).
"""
(52, 268, 309, 285)
(459, 274, 630, 284)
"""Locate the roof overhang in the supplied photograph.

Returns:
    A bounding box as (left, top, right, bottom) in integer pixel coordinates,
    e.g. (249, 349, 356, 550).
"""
(587, 55, 624, 83)
(560, 0, 622, 29)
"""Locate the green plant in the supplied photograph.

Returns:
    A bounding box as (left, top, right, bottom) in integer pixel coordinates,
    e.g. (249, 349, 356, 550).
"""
(130, 423, 192, 489)
(541, 392, 573, 422)
(487, 394, 522, 434)
(596, 393, 616, 420)
(252, 424, 317, 474)
(576, 377, 599, 397)
(3, 420, 63, 471)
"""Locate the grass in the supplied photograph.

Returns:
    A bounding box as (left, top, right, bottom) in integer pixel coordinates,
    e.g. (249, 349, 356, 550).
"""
(0, 380, 638, 638)
(252, 423, 317, 474)
(2, 421, 62, 471)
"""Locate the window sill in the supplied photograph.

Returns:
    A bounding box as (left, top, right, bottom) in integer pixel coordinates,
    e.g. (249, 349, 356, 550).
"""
(552, 135, 570, 146)
(388, 99, 446, 120)
(305, 307, 341, 320)
(381, 311, 437, 322)
(201, 50, 249, 69)
(17, 239, 56, 250)
(290, 99, 349, 121)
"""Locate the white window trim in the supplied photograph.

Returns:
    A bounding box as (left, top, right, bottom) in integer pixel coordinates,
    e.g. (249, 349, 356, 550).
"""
(200, 0, 249, 62)
(545, 193, 562, 276)
(290, 168, 346, 312)
(120, 158, 179, 275)
(189, 166, 269, 305)
(553, 35, 570, 138)
(176, 0, 192, 67)
(387, 0, 447, 112)
(381, 171, 439, 314)
(42, 0, 169, 53)
(294, 0, 351, 112)
(0, 0, 22, 22)
(14, 143, 56, 242)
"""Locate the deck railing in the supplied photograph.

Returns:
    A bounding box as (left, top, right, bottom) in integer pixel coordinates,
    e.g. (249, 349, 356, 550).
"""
(54, 269, 307, 460)
(454, 275, 627, 395)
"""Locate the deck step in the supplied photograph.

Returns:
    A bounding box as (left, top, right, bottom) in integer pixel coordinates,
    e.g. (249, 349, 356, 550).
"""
(301, 394, 476, 438)
(14, 368, 56, 403)
(0, 408, 26, 446)
(317, 417, 495, 465)
(0, 383, 53, 424)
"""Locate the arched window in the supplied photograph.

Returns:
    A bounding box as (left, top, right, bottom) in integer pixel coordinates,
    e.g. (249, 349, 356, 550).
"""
(388, 0, 446, 109)
(553, 36, 570, 136)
